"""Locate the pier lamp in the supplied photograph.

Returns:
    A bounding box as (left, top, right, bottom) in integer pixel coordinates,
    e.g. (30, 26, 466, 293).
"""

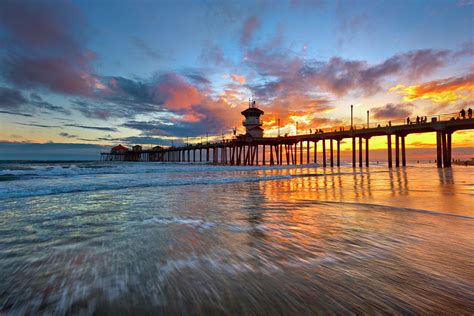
(278, 118, 281, 137)
(351, 104, 354, 129)
(296, 122, 298, 135)
(367, 110, 369, 128)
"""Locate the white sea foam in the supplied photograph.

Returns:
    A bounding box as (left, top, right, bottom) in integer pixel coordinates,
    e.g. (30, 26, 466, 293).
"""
(0, 169, 293, 199)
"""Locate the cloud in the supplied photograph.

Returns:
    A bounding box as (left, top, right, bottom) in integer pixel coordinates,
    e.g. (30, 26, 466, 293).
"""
(0, 110, 33, 117)
(0, 86, 28, 109)
(229, 74, 246, 84)
(240, 16, 260, 45)
(370, 103, 415, 120)
(389, 74, 474, 104)
(0, 0, 96, 96)
(0, 86, 70, 114)
(200, 41, 232, 66)
(17, 122, 61, 128)
(64, 124, 118, 132)
(130, 37, 161, 60)
(245, 29, 453, 103)
(59, 132, 78, 138)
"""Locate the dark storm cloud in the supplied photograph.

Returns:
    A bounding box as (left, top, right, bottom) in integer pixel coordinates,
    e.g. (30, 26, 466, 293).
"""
(370, 103, 415, 120)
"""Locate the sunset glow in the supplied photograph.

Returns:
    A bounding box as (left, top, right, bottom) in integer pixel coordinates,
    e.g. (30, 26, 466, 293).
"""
(0, 0, 473, 158)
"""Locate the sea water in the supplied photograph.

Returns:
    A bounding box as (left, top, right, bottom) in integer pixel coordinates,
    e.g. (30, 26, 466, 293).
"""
(0, 161, 473, 314)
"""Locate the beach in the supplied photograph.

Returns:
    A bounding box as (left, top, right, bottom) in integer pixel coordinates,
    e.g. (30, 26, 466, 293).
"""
(0, 162, 473, 314)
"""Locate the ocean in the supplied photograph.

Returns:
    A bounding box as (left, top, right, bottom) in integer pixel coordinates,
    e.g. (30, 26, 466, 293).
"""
(0, 161, 473, 314)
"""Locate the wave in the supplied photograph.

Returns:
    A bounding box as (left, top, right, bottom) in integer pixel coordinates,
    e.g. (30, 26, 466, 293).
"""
(0, 161, 324, 179)
(0, 173, 293, 199)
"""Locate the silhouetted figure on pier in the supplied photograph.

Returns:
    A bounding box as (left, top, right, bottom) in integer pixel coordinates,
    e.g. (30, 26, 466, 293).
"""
(407, 117, 410, 124)
(416, 116, 420, 124)
(468, 108, 472, 119)
(460, 109, 466, 119)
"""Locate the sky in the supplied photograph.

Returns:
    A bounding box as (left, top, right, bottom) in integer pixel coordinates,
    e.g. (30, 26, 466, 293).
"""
(0, 0, 473, 160)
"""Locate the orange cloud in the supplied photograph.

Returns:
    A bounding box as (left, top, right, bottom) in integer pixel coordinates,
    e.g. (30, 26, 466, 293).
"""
(389, 74, 474, 104)
(229, 74, 246, 84)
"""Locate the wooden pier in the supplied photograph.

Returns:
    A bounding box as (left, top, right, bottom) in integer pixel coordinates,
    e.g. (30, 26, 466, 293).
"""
(101, 115, 474, 168)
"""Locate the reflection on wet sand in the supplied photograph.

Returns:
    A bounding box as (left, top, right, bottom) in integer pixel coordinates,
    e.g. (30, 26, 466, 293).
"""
(259, 165, 471, 216)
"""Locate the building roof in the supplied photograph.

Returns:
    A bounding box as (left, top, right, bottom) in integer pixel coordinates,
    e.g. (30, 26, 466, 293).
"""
(241, 107, 264, 116)
(112, 144, 129, 151)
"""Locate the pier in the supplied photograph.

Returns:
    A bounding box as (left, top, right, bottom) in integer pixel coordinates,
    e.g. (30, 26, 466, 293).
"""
(101, 107, 474, 168)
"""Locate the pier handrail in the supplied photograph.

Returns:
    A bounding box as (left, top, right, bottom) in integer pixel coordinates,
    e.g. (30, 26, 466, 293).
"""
(308, 112, 461, 134)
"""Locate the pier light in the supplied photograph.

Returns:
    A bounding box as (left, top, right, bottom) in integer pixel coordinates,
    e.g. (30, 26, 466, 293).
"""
(351, 104, 354, 129)
(367, 110, 370, 128)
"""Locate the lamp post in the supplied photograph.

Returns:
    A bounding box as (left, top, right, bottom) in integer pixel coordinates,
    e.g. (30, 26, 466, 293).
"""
(278, 118, 280, 137)
(367, 110, 369, 128)
(351, 104, 354, 130)
(296, 122, 298, 135)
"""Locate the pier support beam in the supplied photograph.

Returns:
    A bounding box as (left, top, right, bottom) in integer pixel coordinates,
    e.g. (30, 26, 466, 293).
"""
(387, 134, 392, 168)
(330, 139, 334, 167)
(306, 141, 310, 164)
(300, 141, 303, 165)
(442, 131, 449, 168)
(322, 139, 327, 167)
(395, 136, 400, 167)
(337, 140, 341, 167)
(401, 136, 406, 167)
(359, 137, 363, 167)
(352, 136, 356, 167)
(436, 131, 442, 168)
(313, 141, 317, 164)
(279, 144, 283, 165)
(365, 138, 369, 167)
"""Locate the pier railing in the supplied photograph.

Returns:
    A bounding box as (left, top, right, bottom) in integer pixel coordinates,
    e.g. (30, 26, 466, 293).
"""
(308, 112, 461, 134)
